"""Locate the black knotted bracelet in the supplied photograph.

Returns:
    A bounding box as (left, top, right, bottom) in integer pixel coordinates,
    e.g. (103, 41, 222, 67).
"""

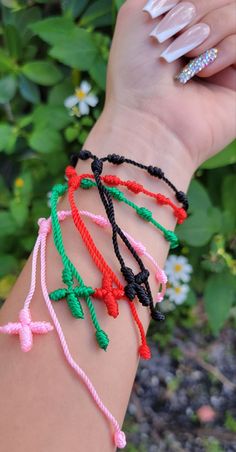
(70, 150, 189, 211)
(91, 157, 165, 322)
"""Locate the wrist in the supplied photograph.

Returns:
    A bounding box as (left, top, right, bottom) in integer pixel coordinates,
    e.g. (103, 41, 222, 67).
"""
(83, 102, 194, 192)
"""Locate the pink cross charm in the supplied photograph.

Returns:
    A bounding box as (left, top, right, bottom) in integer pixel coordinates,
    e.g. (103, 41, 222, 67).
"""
(0, 308, 53, 352)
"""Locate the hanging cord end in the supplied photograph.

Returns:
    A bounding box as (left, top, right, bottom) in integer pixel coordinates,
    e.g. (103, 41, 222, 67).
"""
(139, 343, 151, 360)
(114, 430, 127, 449)
(95, 329, 109, 351)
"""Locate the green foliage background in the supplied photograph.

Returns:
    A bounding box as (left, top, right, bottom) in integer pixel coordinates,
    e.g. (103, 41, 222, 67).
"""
(0, 0, 235, 336)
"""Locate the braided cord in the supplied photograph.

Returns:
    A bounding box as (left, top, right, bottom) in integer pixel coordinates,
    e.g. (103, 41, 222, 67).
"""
(80, 178, 179, 249)
(90, 160, 161, 318)
(50, 185, 107, 347)
(70, 150, 189, 211)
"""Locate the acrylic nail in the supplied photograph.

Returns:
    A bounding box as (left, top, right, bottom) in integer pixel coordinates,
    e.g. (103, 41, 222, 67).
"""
(176, 48, 218, 84)
(143, 0, 179, 19)
(160, 23, 211, 63)
(150, 2, 196, 43)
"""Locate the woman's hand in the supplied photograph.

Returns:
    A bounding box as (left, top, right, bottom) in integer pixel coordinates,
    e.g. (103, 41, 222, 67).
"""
(101, 0, 236, 169)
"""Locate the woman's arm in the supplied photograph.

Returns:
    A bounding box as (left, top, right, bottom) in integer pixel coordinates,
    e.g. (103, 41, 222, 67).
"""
(0, 110, 192, 452)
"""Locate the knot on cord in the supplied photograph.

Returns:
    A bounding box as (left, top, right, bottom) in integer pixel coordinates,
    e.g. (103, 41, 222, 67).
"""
(94, 275, 124, 318)
(174, 207, 188, 224)
(80, 178, 95, 189)
(176, 190, 189, 211)
(91, 158, 103, 175)
(150, 306, 165, 322)
(69, 153, 79, 168)
(108, 187, 124, 201)
(38, 217, 51, 235)
(156, 193, 167, 206)
(66, 166, 81, 190)
(62, 266, 73, 286)
(52, 183, 67, 197)
(79, 149, 93, 161)
(126, 180, 143, 194)
(147, 166, 164, 179)
(139, 343, 151, 360)
(107, 154, 125, 165)
(19, 308, 31, 325)
(103, 175, 121, 186)
(114, 430, 127, 449)
(121, 267, 150, 306)
(137, 207, 153, 221)
(164, 230, 179, 249)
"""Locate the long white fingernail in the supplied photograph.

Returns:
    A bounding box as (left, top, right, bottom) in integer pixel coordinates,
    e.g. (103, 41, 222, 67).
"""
(143, 0, 179, 19)
(176, 48, 218, 84)
(160, 23, 211, 63)
(150, 2, 196, 43)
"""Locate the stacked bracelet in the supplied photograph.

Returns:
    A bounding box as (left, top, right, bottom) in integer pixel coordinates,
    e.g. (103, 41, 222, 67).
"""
(70, 149, 189, 211)
(0, 146, 189, 449)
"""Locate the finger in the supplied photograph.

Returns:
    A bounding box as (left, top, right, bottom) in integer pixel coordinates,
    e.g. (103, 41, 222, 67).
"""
(175, 36, 236, 86)
(143, 0, 230, 21)
(149, 0, 231, 43)
(187, 3, 236, 57)
(207, 66, 236, 91)
(143, 0, 180, 19)
(198, 35, 236, 77)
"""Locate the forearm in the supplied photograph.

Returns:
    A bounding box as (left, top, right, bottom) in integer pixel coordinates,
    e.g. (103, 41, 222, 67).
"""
(0, 112, 194, 452)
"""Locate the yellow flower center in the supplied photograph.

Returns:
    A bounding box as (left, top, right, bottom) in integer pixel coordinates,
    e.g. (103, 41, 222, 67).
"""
(75, 89, 86, 101)
(174, 287, 182, 294)
(174, 264, 183, 272)
(15, 178, 24, 188)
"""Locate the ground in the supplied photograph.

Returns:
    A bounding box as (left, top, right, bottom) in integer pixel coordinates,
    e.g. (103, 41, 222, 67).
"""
(125, 326, 236, 452)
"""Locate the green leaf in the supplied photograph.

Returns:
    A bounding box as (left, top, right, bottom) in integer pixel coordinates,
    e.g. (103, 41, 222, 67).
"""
(0, 49, 16, 72)
(221, 211, 235, 236)
(22, 61, 63, 86)
(90, 57, 107, 90)
(80, 0, 112, 27)
(12, 7, 42, 45)
(222, 174, 236, 227)
(187, 179, 212, 213)
(19, 75, 40, 104)
(29, 127, 63, 153)
(184, 288, 197, 307)
(61, 0, 89, 17)
(0, 176, 10, 207)
(32, 105, 71, 130)
(31, 18, 98, 70)
(49, 30, 98, 70)
(30, 17, 75, 44)
(115, 0, 125, 9)
(48, 80, 74, 106)
(0, 124, 13, 151)
(3, 24, 22, 60)
(0, 255, 18, 278)
(64, 126, 78, 142)
(208, 207, 222, 232)
(177, 210, 220, 247)
(0, 211, 16, 237)
(0, 74, 17, 103)
(204, 273, 236, 334)
(201, 141, 236, 169)
(9, 198, 28, 227)
(1, 0, 20, 8)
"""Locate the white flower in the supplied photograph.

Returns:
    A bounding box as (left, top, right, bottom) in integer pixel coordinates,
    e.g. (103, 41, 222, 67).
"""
(166, 283, 189, 305)
(165, 255, 192, 285)
(64, 81, 98, 117)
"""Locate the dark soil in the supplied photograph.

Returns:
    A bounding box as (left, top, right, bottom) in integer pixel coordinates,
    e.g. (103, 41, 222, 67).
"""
(125, 326, 236, 452)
